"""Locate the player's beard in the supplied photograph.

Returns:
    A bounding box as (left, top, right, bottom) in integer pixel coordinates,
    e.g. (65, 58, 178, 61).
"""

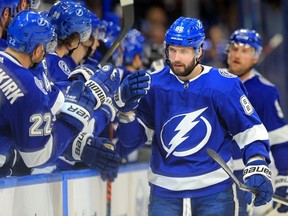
(171, 58, 197, 77)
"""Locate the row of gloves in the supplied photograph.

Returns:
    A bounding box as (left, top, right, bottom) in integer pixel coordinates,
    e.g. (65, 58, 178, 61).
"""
(62, 63, 151, 128)
(58, 63, 150, 177)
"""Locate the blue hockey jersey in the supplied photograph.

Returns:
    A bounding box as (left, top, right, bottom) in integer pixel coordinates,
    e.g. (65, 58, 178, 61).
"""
(0, 51, 79, 168)
(39, 52, 72, 83)
(117, 65, 270, 198)
(232, 69, 288, 173)
(0, 38, 7, 51)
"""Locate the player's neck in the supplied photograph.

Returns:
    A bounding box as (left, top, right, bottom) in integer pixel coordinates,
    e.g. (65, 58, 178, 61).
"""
(56, 46, 69, 58)
(179, 63, 202, 81)
(239, 70, 252, 82)
(5, 47, 31, 69)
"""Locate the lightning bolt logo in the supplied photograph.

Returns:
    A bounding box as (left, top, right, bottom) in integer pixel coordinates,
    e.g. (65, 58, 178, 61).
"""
(164, 107, 208, 158)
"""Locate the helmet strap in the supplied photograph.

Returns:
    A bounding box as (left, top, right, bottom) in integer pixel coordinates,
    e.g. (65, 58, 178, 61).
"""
(164, 44, 172, 68)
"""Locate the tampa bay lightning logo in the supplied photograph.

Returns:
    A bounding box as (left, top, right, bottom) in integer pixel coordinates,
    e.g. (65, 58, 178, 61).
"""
(218, 68, 237, 78)
(34, 77, 47, 95)
(102, 64, 111, 72)
(160, 107, 212, 158)
(58, 60, 71, 75)
(76, 9, 84, 16)
(175, 26, 184, 33)
(37, 17, 47, 26)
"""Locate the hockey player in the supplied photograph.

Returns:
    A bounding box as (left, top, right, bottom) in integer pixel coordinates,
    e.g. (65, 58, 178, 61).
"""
(114, 16, 273, 215)
(67, 11, 101, 67)
(0, 10, 120, 176)
(0, 0, 18, 50)
(0, 0, 36, 176)
(35, 1, 92, 84)
(227, 29, 288, 215)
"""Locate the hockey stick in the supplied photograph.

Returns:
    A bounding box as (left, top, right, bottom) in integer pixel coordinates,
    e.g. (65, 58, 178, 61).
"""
(105, 123, 115, 216)
(206, 148, 288, 206)
(106, 177, 112, 216)
(258, 33, 283, 65)
(100, 0, 135, 66)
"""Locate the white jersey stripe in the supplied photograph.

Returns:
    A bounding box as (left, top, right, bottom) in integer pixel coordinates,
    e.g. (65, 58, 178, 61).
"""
(268, 125, 288, 145)
(233, 124, 269, 149)
(148, 158, 233, 191)
(19, 136, 54, 168)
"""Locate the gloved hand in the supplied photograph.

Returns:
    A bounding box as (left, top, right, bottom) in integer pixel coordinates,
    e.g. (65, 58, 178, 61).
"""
(58, 80, 96, 130)
(99, 142, 119, 182)
(100, 166, 119, 182)
(243, 159, 273, 206)
(85, 63, 120, 110)
(113, 70, 151, 112)
(100, 97, 118, 122)
(70, 133, 120, 172)
(0, 148, 17, 177)
(273, 174, 288, 213)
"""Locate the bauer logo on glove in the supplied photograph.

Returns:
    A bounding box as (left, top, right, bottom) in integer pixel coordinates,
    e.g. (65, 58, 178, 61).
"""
(243, 165, 272, 179)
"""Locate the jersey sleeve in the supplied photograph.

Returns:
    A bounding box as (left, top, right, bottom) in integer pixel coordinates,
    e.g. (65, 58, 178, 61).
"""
(215, 80, 270, 164)
(247, 81, 288, 172)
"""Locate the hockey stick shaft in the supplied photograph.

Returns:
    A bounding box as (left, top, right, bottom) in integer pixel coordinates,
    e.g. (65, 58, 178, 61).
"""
(106, 179, 112, 216)
(106, 123, 115, 216)
(258, 33, 283, 65)
(100, 0, 134, 66)
(206, 148, 288, 206)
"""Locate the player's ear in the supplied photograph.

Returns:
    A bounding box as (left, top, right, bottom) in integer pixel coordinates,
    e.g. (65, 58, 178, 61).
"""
(3, 8, 10, 19)
(198, 47, 203, 57)
(32, 44, 43, 58)
(196, 46, 204, 60)
(253, 56, 260, 64)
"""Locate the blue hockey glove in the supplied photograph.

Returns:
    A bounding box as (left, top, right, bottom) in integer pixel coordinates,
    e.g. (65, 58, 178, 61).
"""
(0, 148, 17, 177)
(68, 64, 99, 82)
(100, 97, 118, 122)
(273, 174, 288, 213)
(85, 63, 120, 110)
(59, 80, 96, 130)
(100, 166, 119, 182)
(113, 70, 151, 112)
(70, 132, 120, 172)
(243, 159, 273, 206)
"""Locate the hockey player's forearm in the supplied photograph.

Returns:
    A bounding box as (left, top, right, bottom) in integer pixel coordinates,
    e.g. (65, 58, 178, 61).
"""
(242, 140, 270, 165)
(117, 116, 147, 149)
